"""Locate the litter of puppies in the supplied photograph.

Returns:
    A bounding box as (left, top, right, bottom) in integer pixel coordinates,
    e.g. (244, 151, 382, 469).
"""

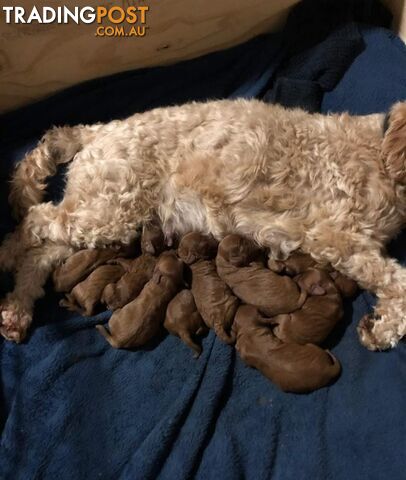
(178, 232, 238, 344)
(233, 305, 341, 393)
(54, 227, 358, 393)
(96, 251, 184, 348)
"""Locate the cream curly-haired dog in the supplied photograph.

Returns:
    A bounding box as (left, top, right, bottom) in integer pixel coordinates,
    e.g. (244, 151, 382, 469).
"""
(1, 99, 406, 350)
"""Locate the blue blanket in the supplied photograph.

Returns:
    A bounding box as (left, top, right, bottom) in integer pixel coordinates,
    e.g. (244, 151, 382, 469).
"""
(1, 20, 406, 480)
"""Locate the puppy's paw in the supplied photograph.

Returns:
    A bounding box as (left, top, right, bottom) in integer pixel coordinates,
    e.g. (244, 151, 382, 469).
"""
(0, 303, 32, 343)
(357, 314, 400, 351)
(214, 325, 236, 345)
(267, 258, 285, 273)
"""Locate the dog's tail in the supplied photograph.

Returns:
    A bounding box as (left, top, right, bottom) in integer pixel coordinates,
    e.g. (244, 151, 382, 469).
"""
(9, 123, 103, 219)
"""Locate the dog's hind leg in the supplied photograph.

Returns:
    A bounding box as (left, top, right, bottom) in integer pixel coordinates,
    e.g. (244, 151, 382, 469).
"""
(0, 227, 26, 272)
(0, 242, 74, 342)
(304, 230, 406, 350)
(9, 124, 103, 219)
(0, 202, 65, 272)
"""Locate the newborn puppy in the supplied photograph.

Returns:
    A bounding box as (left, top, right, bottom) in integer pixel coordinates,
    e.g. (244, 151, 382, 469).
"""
(268, 252, 358, 298)
(53, 245, 132, 293)
(270, 269, 344, 345)
(101, 223, 166, 310)
(178, 232, 238, 344)
(101, 255, 157, 310)
(60, 264, 124, 316)
(329, 271, 358, 298)
(267, 252, 320, 275)
(234, 305, 341, 393)
(164, 289, 208, 356)
(216, 235, 307, 317)
(140, 222, 166, 255)
(96, 251, 183, 348)
(177, 232, 218, 264)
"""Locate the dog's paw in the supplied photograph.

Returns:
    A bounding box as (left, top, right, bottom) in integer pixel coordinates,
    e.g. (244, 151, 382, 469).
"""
(357, 314, 400, 351)
(214, 325, 236, 345)
(267, 258, 285, 273)
(0, 303, 32, 343)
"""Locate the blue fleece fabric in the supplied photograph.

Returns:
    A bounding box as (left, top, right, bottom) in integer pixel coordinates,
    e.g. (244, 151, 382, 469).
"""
(1, 26, 406, 480)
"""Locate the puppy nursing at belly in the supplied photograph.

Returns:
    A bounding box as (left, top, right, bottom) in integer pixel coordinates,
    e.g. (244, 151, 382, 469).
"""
(102, 223, 166, 310)
(96, 251, 184, 349)
(1, 98, 406, 351)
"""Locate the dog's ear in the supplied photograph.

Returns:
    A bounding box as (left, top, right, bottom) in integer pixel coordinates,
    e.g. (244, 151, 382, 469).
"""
(382, 102, 406, 184)
(142, 241, 156, 255)
(192, 235, 217, 260)
(183, 253, 197, 265)
(234, 239, 256, 266)
(152, 270, 162, 284)
(141, 224, 165, 255)
(177, 244, 194, 265)
(107, 257, 133, 271)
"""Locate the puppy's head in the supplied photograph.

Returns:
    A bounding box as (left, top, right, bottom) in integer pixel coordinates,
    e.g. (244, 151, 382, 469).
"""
(233, 305, 260, 333)
(153, 251, 184, 285)
(284, 252, 318, 276)
(294, 269, 333, 296)
(177, 232, 218, 264)
(218, 235, 259, 267)
(382, 101, 406, 184)
(234, 304, 258, 324)
(329, 271, 358, 298)
(141, 223, 165, 256)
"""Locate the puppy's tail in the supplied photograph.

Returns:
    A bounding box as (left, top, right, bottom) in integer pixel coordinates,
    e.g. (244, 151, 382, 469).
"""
(9, 123, 103, 219)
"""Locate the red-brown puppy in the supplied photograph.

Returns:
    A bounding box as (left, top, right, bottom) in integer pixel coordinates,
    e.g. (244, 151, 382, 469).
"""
(96, 251, 183, 348)
(270, 269, 343, 345)
(140, 222, 166, 255)
(60, 264, 124, 316)
(178, 232, 238, 344)
(216, 235, 307, 317)
(268, 252, 358, 297)
(101, 256, 157, 310)
(329, 271, 358, 298)
(101, 223, 166, 310)
(267, 251, 321, 275)
(233, 305, 341, 393)
(53, 245, 133, 293)
(164, 289, 208, 356)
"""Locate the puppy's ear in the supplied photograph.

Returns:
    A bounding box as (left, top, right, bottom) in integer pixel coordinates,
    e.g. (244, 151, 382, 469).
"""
(177, 245, 194, 265)
(107, 258, 133, 271)
(233, 240, 253, 265)
(310, 284, 326, 296)
(142, 241, 156, 255)
(382, 102, 406, 184)
(185, 253, 197, 265)
(152, 270, 162, 284)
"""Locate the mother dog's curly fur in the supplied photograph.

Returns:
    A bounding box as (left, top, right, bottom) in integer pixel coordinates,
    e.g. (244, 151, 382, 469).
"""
(1, 99, 406, 349)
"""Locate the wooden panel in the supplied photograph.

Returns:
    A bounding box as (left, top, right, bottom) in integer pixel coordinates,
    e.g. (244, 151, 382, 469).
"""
(0, 0, 299, 113)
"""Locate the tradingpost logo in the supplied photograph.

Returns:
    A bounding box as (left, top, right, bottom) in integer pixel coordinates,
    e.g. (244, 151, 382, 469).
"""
(1, 3, 150, 37)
